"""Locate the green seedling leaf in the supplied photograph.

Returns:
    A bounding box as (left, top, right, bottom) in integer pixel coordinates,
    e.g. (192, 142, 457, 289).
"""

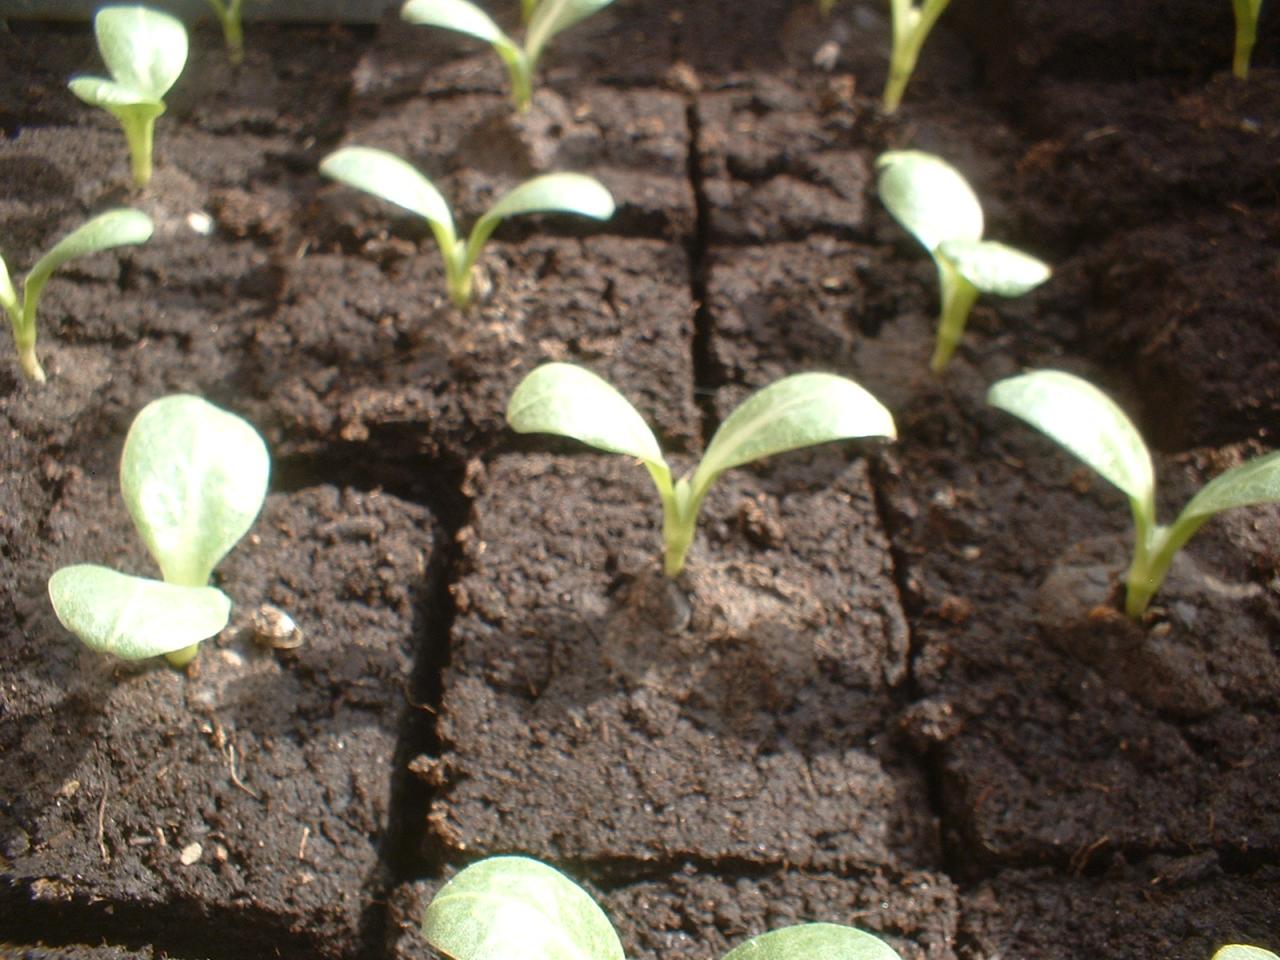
(877, 150, 983, 255)
(320, 147, 613, 307)
(1232, 0, 1264, 78)
(402, 0, 514, 48)
(3, 209, 154, 383)
(1215, 948, 1279, 960)
(402, 0, 614, 109)
(508, 364, 894, 577)
(466, 172, 615, 272)
(525, 0, 614, 65)
(506, 362, 666, 469)
(989, 369, 1280, 618)
(692, 373, 896, 495)
(1179, 450, 1280, 522)
(987, 370, 1154, 515)
(722, 924, 903, 960)
(48, 566, 231, 660)
(68, 5, 188, 186)
(877, 149, 1049, 372)
(937, 238, 1052, 297)
(121, 395, 271, 589)
(319, 146, 456, 245)
(422, 857, 626, 960)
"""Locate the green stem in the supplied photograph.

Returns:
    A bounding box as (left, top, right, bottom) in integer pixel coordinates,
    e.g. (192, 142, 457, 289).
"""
(883, 0, 951, 113)
(1232, 0, 1258, 79)
(7, 301, 45, 383)
(114, 108, 158, 187)
(165, 643, 200, 669)
(929, 261, 978, 373)
(1123, 516, 1208, 619)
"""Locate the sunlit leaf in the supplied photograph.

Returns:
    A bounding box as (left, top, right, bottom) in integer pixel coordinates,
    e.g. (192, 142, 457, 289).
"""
(987, 369, 1154, 512)
(121, 395, 270, 588)
(507, 363, 666, 470)
(25, 210, 154, 293)
(877, 150, 983, 252)
(937, 238, 1051, 297)
(320, 146, 455, 242)
(423, 857, 625, 960)
(1177, 450, 1280, 525)
(48, 565, 230, 659)
(90, 5, 188, 100)
(692, 372, 895, 497)
(401, 0, 513, 48)
(722, 924, 903, 960)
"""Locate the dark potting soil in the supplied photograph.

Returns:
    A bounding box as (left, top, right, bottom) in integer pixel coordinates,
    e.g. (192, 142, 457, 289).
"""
(1, 0, 1278, 957)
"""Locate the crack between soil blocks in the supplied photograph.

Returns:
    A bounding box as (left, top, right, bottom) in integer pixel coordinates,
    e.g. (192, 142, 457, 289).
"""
(682, 93, 722, 448)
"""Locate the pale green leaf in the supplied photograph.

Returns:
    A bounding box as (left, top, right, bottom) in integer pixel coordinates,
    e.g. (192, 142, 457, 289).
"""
(401, 0, 514, 48)
(506, 363, 666, 470)
(320, 146, 456, 246)
(937, 238, 1051, 297)
(466, 174, 614, 265)
(68, 76, 153, 109)
(876, 150, 984, 252)
(0, 254, 15, 313)
(1177, 450, 1280, 526)
(692, 373, 895, 497)
(423, 857, 625, 960)
(722, 924, 903, 960)
(987, 370, 1154, 509)
(526, 0, 615, 65)
(25, 209, 154, 293)
(120, 395, 270, 588)
(1214, 947, 1279, 960)
(48, 565, 230, 659)
(91, 5, 188, 101)
(485, 173, 615, 223)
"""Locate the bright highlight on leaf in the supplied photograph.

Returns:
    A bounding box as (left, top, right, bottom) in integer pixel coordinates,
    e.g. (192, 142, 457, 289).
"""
(401, 0, 616, 110)
(423, 857, 905, 960)
(320, 146, 614, 308)
(68, 5, 189, 187)
(989, 369, 1280, 618)
(1214, 947, 1280, 960)
(877, 150, 1050, 372)
(0, 209, 154, 383)
(47, 395, 270, 667)
(508, 363, 895, 577)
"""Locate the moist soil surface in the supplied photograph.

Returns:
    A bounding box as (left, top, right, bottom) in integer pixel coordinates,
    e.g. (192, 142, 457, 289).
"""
(1, 1, 1278, 958)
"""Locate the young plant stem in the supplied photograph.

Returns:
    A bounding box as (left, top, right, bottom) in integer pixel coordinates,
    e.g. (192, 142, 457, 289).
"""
(14, 328, 45, 383)
(883, 0, 951, 113)
(117, 108, 159, 187)
(165, 643, 200, 669)
(1232, 0, 1259, 79)
(1124, 518, 1208, 619)
(929, 260, 978, 372)
(521, 0, 538, 23)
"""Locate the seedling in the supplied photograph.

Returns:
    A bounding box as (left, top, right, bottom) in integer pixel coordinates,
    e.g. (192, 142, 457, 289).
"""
(423, 856, 903, 960)
(319, 145, 614, 308)
(1232, 0, 1264, 78)
(68, 5, 189, 187)
(1215, 948, 1279, 960)
(988, 369, 1280, 619)
(205, 0, 247, 66)
(1, 209, 154, 383)
(48, 395, 270, 668)
(883, 0, 951, 112)
(400, 0, 616, 110)
(507, 363, 896, 577)
(877, 150, 1051, 372)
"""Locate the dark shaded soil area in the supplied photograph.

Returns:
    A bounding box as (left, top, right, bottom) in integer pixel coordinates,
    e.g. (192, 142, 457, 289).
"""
(1, 1, 1278, 958)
